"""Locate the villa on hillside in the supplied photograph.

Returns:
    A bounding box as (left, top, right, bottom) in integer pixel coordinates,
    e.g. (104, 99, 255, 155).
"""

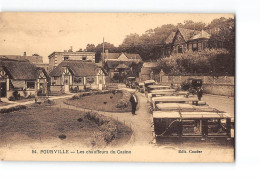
(163, 28, 212, 56)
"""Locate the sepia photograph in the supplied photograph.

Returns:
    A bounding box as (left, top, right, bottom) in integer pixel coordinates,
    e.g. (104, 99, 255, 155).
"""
(0, 12, 235, 162)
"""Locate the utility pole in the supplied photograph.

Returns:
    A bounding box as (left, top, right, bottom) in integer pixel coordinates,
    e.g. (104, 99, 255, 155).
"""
(102, 37, 105, 66)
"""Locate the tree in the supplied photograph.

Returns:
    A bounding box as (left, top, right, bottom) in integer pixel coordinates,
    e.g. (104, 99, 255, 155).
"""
(86, 44, 96, 52)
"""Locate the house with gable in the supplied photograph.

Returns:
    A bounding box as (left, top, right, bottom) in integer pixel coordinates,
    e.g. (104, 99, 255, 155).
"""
(101, 51, 142, 82)
(163, 28, 212, 56)
(0, 58, 49, 99)
(49, 60, 107, 92)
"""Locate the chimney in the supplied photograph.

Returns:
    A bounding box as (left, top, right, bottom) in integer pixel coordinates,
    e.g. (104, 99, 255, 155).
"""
(23, 52, 26, 56)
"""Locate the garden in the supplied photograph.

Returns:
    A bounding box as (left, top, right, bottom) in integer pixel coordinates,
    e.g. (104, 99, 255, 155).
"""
(0, 104, 132, 148)
(66, 90, 133, 112)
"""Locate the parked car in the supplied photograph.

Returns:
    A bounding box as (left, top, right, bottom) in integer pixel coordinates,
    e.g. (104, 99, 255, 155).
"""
(181, 78, 203, 94)
(138, 82, 145, 93)
(126, 77, 136, 89)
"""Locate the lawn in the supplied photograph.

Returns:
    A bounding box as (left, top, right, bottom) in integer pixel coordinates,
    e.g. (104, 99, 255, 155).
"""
(66, 91, 132, 112)
(0, 105, 132, 148)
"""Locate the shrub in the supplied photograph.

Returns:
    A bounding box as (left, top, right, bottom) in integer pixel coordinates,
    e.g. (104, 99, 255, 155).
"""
(13, 90, 20, 100)
(0, 105, 27, 113)
(8, 96, 15, 101)
(84, 111, 118, 144)
(71, 95, 80, 100)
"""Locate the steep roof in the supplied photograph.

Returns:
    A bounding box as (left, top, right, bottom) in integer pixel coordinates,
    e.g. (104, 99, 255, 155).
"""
(178, 28, 200, 41)
(0, 59, 43, 80)
(191, 30, 211, 40)
(101, 53, 121, 60)
(49, 60, 106, 77)
(166, 28, 211, 44)
(102, 52, 142, 61)
(165, 31, 176, 44)
(124, 53, 142, 60)
(105, 60, 133, 69)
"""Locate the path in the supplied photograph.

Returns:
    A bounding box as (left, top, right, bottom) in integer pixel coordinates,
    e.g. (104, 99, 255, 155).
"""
(0, 94, 74, 110)
(54, 92, 154, 146)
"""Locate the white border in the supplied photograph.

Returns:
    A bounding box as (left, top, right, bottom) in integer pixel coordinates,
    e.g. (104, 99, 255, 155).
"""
(1, 0, 260, 178)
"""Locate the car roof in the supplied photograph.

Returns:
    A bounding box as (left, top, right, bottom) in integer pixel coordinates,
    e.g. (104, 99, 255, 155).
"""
(153, 111, 231, 119)
(148, 85, 170, 88)
(144, 80, 155, 84)
(152, 96, 198, 102)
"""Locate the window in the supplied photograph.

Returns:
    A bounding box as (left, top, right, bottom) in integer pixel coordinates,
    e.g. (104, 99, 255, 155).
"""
(54, 76, 58, 80)
(64, 56, 69, 60)
(27, 81, 35, 89)
(192, 43, 198, 51)
(177, 45, 183, 53)
(73, 77, 82, 84)
(82, 57, 86, 61)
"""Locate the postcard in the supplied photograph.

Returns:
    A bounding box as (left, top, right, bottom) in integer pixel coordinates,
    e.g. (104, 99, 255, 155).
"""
(0, 12, 235, 162)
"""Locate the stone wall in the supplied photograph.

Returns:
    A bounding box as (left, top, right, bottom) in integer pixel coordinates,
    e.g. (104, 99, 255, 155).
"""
(163, 75, 235, 97)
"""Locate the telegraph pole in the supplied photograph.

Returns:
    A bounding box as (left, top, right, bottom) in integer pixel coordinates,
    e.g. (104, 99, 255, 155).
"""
(102, 37, 105, 66)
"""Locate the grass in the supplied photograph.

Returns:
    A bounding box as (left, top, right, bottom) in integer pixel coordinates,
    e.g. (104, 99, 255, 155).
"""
(67, 92, 132, 112)
(0, 105, 132, 148)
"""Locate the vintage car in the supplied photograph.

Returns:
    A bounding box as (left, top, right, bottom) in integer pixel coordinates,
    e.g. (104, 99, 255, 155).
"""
(145, 85, 171, 97)
(151, 96, 199, 110)
(138, 82, 145, 93)
(152, 110, 234, 141)
(126, 77, 136, 89)
(147, 89, 176, 103)
(182, 78, 203, 94)
(144, 80, 156, 91)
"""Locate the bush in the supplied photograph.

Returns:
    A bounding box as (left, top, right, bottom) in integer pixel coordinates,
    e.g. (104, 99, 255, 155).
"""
(0, 105, 27, 113)
(84, 111, 118, 144)
(8, 96, 16, 101)
(71, 95, 80, 100)
(116, 90, 131, 109)
(13, 90, 20, 100)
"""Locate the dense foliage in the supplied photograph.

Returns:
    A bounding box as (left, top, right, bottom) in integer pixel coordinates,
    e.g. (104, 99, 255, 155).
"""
(85, 17, 235, 76)
(155, 49, 234, 76)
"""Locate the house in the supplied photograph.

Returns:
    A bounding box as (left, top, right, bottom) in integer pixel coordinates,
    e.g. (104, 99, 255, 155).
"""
(163, 28, 211, 56)
(0, 58, 49, 99)
(101, 51, 142, 82)
(0, 53, 49, 73)
(139, 62, 158, 81)
(49, 60, 107, 92)
(48, 48, 96, 72)
(0, 52, 43, 64)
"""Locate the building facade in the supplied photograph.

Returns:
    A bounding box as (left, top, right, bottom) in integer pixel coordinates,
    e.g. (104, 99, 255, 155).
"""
(48, 50, 96, 72)
(49, 60, 107, 92)
(163, 28, 211, 56)
(102, 52, 142, 82)
(0, 58, 48, 99)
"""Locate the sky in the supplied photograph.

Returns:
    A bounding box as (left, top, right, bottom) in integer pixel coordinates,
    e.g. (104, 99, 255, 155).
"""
(0, 13, 234, 63)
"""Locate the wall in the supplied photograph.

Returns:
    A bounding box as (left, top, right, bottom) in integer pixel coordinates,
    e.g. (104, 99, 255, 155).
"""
(163, 75, 235, 97)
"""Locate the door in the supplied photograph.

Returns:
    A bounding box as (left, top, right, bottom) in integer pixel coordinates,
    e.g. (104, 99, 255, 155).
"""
(0, 82, 7, 97)
(64, 75, 70, 92)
